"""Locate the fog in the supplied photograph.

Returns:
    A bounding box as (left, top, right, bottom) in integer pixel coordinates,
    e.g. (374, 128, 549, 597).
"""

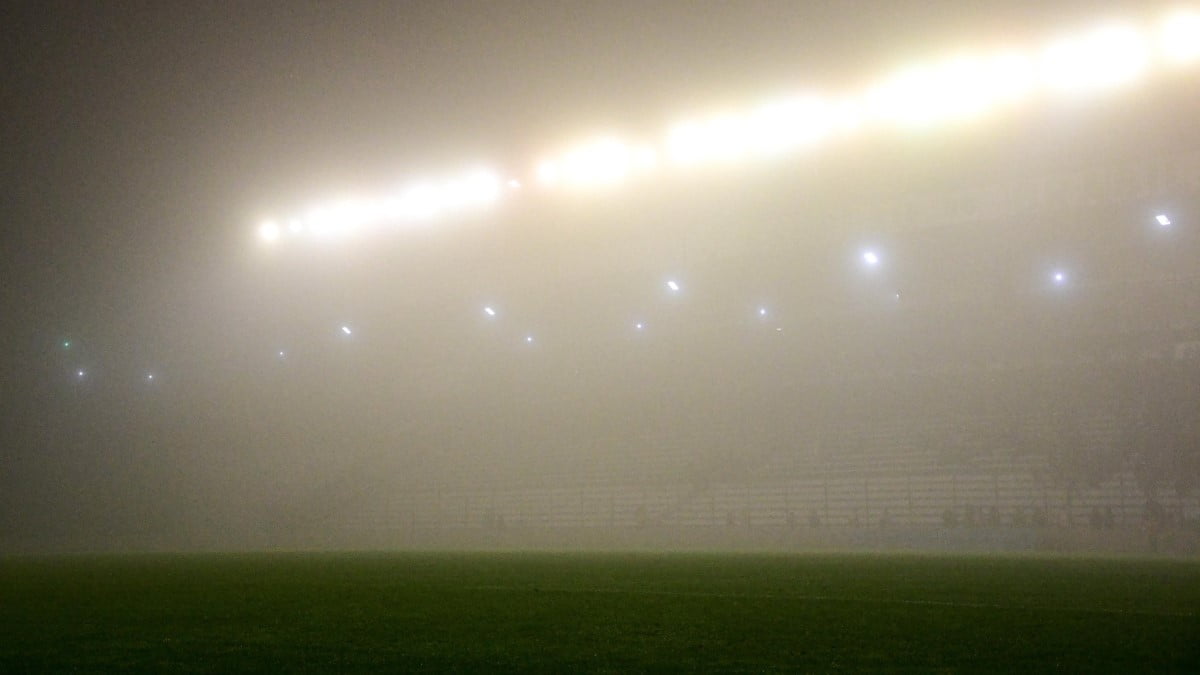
(1, 1, 1197, 554)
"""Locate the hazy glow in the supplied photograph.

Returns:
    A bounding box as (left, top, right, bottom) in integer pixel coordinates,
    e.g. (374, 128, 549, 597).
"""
(758, 307, 768, 317)
(1160, 10, 1200, 65)
(635, 322, 645, 330)
(868, 52, 1035, 128)
(666, 280, 681, 291)
(1053, 270, 1067, 284)
(255, 9, 1200, 245)
(525, 335, 534, 344)
(278, 350, 286, 358)
(484, 306, 497, 317)
(341, 325, 353, 335)
(862, 250, 880, 266)
(1039, 23, 1150, 94)
(537, 137, 657, 189)
(1156, 214, 1172, 226)
(146, 373, 155, 381)
(258, 220, 281, 243)
(62, 341, 71, 349)
(76, 369, 85, 378)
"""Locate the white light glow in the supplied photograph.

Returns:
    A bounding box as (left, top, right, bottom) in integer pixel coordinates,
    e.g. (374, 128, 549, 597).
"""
(255, 10, 1199, 246)
(536, 137, 657, 189)
(525, 335, 534, 344)
(867, 52, 1035, 128)
(1156, 213, 1172, 226)
(76, 370, 85, 378)
(1160, 10, 1200, 65)
(1039, 23, 1150, 94)
(758, 307, 768, 317)
(341, 325, 353, 335)
(862, 250, 880, 266)
(278, 350, 286, 358)
(258, 220, 281, 243)
(146, 373, 155, 381)
(1053, 270, 1067, 284)
(484, 306, 496, 317)
(666, 280, 680, 291)
(635, 322, 645, 330)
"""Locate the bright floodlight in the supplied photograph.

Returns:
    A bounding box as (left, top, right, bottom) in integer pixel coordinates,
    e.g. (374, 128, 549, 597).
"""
(1039, 23, 1150, 94)
(1053, 270, 1067, 284)
(508, 179, 522, 189)
(278, 350, 286, 358)
(146, 373, 155, 381)
(484, 306, 497, 317)
(635, 322, 645, 330)
(867, 52, 1035, 128)
(1160, 10, 1200, 65)
(666, 280, 681, 291)
(525, 335, 534, 344)
(758, 307, 768, 317)
(76, 369, 85, 378)
(862, 250, 880, 266)
(258, 220, 281, 243)
(341, 325, 353, 335)
(1156, 214, 1172, 226)
(62, 340, 71, 349)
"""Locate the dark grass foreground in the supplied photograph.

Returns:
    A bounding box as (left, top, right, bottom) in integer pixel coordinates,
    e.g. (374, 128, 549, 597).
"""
(2, 552, 1198, 672)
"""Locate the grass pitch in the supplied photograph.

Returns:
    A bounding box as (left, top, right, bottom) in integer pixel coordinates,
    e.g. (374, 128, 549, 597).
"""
(1, 551, 1198, 672)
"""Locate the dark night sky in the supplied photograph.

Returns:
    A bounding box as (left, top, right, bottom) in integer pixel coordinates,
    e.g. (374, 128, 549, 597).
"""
(0, 1, 1187, 549)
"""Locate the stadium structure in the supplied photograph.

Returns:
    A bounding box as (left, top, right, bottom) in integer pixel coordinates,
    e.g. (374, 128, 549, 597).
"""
(254, 14, 1200, 553)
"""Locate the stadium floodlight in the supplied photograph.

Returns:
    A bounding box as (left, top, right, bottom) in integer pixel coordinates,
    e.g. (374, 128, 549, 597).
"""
(535, 160, 560, 186)
(146, 373, 155, 381)
(278, 350, 286, 358)
(1039, 23, 1150, 94)
(258, 220, 281, 243)
(1160, 10, 1200, 65)
(341, 325, 353, 335)
(867, 52, 1036, 128)
(634, 322, 645, 330)
(1053, 270, 1067, 284)
(76, 369, 85, 379)
(1156, 214, 1172, 226)
(666, 115, 752, 167)
(758, 306, 769, 317)
(862, 250, 880, 266)
(508, 178, 522, 189)
(484, 306, 497, 317)
(752, 96, 839, 154)
(525, 335, 534, 344)
(666, 280, 681, 291)
(62, 340, 71, 349)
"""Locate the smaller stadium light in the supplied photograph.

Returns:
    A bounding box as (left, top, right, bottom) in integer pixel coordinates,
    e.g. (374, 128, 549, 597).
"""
(341, 325, 353, 335)
(862, 250, 880, 266)
(1053, 270, 1067, 284)
(1156, 213, 1172, 226)
(666, 280, 681, 292)
(484, 306, 497, 317)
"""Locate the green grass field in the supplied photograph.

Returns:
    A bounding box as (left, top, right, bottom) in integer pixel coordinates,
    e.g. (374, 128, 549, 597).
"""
(2, 552, 1198, 672)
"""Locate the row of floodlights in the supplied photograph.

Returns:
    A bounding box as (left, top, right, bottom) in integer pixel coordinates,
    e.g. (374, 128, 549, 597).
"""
(257, 10, 1200, 245)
